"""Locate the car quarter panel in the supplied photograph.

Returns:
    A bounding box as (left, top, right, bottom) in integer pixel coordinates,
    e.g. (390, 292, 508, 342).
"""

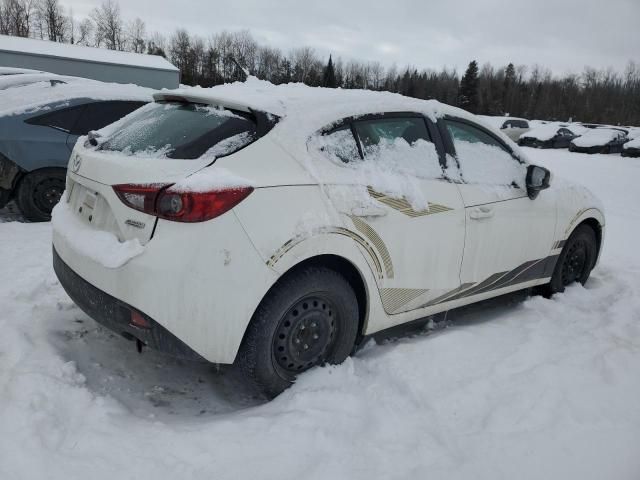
(53, 209, 278, 364)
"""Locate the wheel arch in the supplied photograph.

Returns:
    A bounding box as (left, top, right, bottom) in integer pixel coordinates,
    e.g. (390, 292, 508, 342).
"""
(243, 253, 372, 353)
(578, 217, 603, 257)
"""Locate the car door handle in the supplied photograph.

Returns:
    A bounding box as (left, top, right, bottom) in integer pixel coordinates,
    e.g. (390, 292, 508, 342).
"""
(351, 206, 388, 218)
(469, 206, 494, 220)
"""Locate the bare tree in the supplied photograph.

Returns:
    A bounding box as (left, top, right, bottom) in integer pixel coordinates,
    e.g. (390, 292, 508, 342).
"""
(126, 17, 145, 53)
(91, 0, 123, 50)
(0, 0, 35, 37)
(73, 17, 93, 45)
(36, 0, 67, 41)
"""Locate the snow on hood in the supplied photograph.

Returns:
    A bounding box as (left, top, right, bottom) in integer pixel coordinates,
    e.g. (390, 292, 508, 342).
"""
(477, 115, 527, 129)
(624, 137, 640, 149)
(0, 77, 155, 117)
(571, 128, 626, 148)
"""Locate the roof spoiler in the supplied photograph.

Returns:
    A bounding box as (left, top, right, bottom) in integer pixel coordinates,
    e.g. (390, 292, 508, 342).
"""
(152, 92, 253, 113)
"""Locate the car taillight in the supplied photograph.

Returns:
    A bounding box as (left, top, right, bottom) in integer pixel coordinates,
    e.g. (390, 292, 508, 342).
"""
(113, 183, 254, 222)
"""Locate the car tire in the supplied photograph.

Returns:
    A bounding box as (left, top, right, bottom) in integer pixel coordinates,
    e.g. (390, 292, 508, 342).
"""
(0, 188, 10, 209)
(16, 168, 66, 222)
(235, 266, 359, 398)
(547, 224, 597, 295)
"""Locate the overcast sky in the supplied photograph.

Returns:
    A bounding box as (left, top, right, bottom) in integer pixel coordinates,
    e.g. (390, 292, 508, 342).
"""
(66, 0, 639, 76)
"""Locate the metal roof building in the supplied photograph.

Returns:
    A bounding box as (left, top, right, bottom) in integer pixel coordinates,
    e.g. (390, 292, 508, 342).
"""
(0, 35, 179, 89)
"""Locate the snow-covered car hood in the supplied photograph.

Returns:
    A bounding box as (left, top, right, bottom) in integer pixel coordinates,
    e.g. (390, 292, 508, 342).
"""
(624, 137, 640, 149)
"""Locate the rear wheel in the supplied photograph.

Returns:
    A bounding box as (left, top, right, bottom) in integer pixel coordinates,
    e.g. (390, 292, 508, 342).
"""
(547, 224, 597, 295)
(0, 188, 9, 209)
(16, 169, 66, 222)
(235, 266, 359, 398)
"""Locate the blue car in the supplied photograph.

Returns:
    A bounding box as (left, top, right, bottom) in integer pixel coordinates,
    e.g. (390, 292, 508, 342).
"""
(0, 78, 152, 221)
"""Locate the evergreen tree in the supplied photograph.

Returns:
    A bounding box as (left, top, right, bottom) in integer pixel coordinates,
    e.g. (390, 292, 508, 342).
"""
(458, 60, 479, 113)
(502, 62, 516, 114)
(322, 54, 337, 88)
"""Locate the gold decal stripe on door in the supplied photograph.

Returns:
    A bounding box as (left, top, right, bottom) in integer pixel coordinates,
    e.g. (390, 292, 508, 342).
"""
(367, 186, 453, 218)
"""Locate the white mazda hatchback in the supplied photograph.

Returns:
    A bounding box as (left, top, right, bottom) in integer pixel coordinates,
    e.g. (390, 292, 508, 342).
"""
(52, 79, 605, 398)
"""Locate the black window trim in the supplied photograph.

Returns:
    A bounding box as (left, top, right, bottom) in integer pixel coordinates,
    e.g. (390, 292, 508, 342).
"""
(318, 111, 448, 169)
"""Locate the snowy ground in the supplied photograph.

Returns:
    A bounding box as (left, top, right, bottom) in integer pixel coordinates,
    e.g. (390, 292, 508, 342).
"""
(1, 148, 639, 480)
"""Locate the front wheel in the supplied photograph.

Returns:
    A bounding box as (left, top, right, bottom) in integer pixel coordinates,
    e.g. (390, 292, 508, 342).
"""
(235, 266, 359, 398)
(16, 168, 66, 222)
(547, 224, 597, 295)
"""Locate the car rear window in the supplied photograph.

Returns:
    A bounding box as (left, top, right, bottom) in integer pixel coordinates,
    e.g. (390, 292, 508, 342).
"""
(98, 102, 257, 160)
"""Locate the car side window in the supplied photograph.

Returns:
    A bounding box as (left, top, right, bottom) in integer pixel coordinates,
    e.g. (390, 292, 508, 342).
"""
(354, 117, 431, 151)
(444, 119, 526, 187)
(318, 126, 361, 164)
(74, 101, 147, 135)
(26, 104, 86, 133)
(353, 117, 443, 179)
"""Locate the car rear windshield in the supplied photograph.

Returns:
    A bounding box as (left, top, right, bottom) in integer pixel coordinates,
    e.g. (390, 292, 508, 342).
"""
(98, 102, 256, 159)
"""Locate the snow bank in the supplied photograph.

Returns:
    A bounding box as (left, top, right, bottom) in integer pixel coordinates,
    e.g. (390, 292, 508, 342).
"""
(51, 201, 144, 268)
(572, 128, 624, 147)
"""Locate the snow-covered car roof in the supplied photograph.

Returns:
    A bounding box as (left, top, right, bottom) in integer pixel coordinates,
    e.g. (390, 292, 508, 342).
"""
(0, 77, 155, 117)
(0, 66, 44, 75)
(0, 72, 72, 90)
(520, 123, 566, 141)
(571, 127, 627, 148)
(477, 115, 529, 129)
(153, 78, 521, 159)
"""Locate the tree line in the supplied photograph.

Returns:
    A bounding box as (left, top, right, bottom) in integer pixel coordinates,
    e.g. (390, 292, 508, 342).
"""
(2, 0, 639, 125)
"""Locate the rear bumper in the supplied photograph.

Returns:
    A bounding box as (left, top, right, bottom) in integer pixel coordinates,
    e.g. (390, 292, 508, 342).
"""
(53, 247, 206, 361)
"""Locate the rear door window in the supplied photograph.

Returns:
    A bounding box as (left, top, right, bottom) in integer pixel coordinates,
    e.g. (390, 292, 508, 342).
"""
(353, 117, 442, 179)
(98, 103, 257, 159)
(26, 104, 86, 133)
(73, 101, 147, 135)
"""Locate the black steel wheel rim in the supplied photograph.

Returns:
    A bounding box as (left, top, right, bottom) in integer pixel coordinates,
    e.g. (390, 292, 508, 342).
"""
(33, 177, 64, 213)
(273, 295, 337, 372)
(561, 240, 588, 286)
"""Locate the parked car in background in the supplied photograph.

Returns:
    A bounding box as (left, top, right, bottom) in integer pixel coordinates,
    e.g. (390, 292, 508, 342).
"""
(479, 116, 531, 141)
(52, 83, 604, 398)
(569, 127, 628, 154)
(622, 138, 640, 157)
(0, 72, 71, 90)
(518, 123, 587, 149)
(0, 77, 153, 221)
(0, 66, 44, 75)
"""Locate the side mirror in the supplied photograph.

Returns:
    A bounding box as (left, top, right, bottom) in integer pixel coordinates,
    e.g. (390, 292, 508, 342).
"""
(526, 164, 551, 199)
